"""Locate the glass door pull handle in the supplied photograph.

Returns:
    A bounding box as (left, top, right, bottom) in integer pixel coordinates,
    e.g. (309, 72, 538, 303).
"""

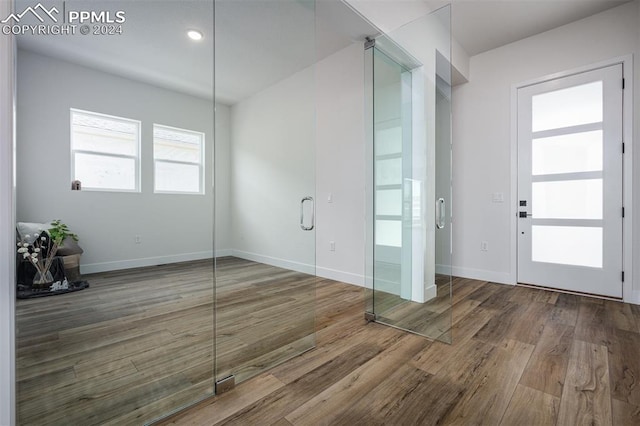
(436, 198, 445, 229)
(300, 196, 315, 231)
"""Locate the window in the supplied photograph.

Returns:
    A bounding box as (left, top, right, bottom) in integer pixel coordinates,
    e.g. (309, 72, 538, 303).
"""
(70, 109, 141, 192)
(153, 124, 205, 194)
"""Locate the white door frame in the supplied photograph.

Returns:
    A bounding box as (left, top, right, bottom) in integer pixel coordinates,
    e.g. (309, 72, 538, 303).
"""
(510, 55, 634, 303)
(0, 0, 17, 424)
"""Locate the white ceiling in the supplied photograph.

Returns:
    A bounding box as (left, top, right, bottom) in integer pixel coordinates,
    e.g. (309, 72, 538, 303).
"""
(15, 0, 633, 104)
(215, 0, 378, 104)
(450, 0, 632, 57)
(16, 0, 215, 100)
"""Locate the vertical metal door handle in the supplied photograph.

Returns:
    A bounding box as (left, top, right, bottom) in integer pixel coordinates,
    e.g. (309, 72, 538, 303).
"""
(300, 196, 315, 231)
(436, 198, 445, 229)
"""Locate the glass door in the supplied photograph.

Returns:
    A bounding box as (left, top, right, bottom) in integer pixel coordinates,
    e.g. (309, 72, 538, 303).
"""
(14, 1, 215, 424)
(213, 0, 316, 390)
(365, 5, 453, 343)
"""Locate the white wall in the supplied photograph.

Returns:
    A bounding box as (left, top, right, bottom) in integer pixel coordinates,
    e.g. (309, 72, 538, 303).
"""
(452, 2, 640, 290)
(229, 65, 315, 272)
(316, 42, 367, 284)
(224, 8, 455, 288)
(214, 103, 232, 254)
(0, 2, 15, 424)
(16, 50, 221, 274)
(224, 41, 368, 285)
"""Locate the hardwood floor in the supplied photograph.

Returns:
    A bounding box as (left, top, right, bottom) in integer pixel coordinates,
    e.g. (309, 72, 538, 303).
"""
(16, 257, 314, 425)
(161, 277, 640, 426)
(373, 273, 453, 342)
(214, 257, 315, 384)
(17, 258, 640, 425)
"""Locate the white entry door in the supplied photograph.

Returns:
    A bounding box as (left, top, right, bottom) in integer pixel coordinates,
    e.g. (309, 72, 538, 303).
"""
(517, 64, 624, 298)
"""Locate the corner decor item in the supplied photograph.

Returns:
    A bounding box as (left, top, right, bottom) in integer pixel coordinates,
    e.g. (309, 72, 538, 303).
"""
(16, 220, 89, 298)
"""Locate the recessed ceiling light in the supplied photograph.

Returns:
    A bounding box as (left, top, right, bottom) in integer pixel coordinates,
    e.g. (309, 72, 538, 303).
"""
(187, 30, 203, 41)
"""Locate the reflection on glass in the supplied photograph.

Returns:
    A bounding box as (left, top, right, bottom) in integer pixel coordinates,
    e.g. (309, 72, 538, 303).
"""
(532, 81, 602, 132)
(375, 126, 402, 155)
(375, 219, 402, 247)
(532, 179, 602, 219)
(16, 1, 215, 423)
(375, 157, 402, 185)
(213, 0, 316, 392)
(532, 225, 603, 268)
(376, 189, 402, 216)
(532, 130, 602, 175)
(367, 5, 452, 345)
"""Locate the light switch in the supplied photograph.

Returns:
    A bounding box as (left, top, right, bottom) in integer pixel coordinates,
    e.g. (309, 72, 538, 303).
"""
(492, 192, 504, 203)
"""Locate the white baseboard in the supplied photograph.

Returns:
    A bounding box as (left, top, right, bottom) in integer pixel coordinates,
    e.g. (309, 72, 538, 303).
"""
(435, 264, 450, 276)
(81, 251, 519, 301)
(81, 250, 215, 275)
(316, 266, 365, 286)
(79, 249, 363, 285)
(624, 290, 640, 305)
(215, 249, 233, 258)
(450, 266, 514, 285)
(231, 250, 315, 275)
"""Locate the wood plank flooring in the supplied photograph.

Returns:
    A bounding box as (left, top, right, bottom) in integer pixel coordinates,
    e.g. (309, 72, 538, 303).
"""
(161, 277, 640, 426)
(16, 257, 314, 425)
(373, 273, 453, 342)
(17, 257, 640, 425)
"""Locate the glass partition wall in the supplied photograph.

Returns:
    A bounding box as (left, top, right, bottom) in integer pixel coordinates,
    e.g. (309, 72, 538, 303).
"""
(15, 0, 317, 421)
(14, 1, 215, 424)
(213, 0, 317, 389)
(365, 5, 453, 343)
(12, 0, 454, 422)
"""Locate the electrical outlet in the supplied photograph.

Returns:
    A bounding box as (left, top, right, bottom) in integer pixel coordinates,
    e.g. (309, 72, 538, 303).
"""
(134, 235, 142, 244)
(481, 241, 488, 252)
(330, 241, 336, 252)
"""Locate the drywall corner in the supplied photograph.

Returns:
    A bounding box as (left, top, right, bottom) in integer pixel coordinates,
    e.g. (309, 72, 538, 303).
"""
(451, 37, 470, 85)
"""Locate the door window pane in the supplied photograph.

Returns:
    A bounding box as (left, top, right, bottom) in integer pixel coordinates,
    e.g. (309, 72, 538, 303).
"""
(376, 189, 402, 216)
(532, 81, 602, 132)
(533, 179, 602, 219)
(375, 126, 402, 156)
(375, 158, 402, 186)
(532, 225, 602, 268)
(375, 220, 401, 247)
(532, 130, 602, 175)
